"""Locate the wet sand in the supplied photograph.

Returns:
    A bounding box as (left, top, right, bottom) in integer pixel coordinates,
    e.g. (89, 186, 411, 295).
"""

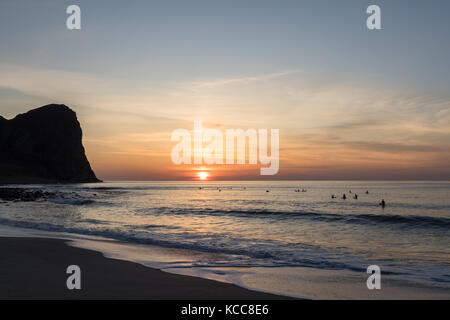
(0, 237, 288, 300)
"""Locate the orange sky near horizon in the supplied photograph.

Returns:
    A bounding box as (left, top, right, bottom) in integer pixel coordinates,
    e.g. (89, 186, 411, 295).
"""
(82, 113, 450, 181)
(1, 68, 449, 181)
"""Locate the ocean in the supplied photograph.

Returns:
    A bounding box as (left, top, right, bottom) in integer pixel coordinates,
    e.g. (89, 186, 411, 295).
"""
(1, 181, 449, 298)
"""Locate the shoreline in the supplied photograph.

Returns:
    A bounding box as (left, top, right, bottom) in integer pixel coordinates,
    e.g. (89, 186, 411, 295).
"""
(0, 235, 290, 300)
(1, 224, 449, 299)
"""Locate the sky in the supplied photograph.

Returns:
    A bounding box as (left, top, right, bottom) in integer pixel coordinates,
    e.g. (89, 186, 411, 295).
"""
(0, 0, 449, 180)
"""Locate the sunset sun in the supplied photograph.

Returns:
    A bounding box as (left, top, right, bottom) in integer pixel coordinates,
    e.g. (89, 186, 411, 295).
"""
(197, 172, 209, 180)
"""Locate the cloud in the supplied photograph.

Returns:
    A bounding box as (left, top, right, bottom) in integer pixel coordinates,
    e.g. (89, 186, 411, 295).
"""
(185, 70, 299, 88)
(335, 141, 443, 153)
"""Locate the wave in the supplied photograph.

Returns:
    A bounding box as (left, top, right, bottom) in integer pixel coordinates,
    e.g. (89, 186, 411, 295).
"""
(0, 217, 447, 284)
(0, 217, 363, 271)
(155, 208, 450, 230)
(126, 224, 181, 230)
(48, 199, 96, 206)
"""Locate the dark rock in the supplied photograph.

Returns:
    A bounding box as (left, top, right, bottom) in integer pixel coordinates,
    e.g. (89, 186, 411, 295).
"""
(0, 188, 58, 202)
(0, 104, 100, 184)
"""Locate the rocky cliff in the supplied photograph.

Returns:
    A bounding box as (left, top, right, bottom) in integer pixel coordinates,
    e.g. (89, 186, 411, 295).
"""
(0, 104, 100, 183)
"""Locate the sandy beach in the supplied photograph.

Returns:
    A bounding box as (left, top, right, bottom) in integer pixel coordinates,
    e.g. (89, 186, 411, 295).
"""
(0, 236, 288, 300)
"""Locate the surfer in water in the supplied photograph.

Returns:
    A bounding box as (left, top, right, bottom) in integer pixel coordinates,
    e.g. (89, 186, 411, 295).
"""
(342, 194, 347, 200)
(379, 199, 386, 208)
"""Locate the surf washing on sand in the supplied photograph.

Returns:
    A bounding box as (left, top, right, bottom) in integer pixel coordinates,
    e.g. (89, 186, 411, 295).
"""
(1, 180, 449, 299)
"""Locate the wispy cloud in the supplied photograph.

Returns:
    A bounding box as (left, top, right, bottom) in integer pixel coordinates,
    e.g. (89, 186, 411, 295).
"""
(185, 70, 299, 88)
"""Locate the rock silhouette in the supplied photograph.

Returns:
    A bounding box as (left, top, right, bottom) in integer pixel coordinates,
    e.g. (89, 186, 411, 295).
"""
(0, 104, 100, 183)
(0, 187, 58, 202)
